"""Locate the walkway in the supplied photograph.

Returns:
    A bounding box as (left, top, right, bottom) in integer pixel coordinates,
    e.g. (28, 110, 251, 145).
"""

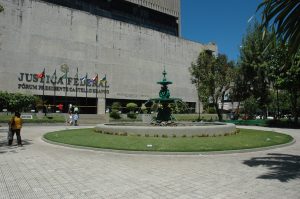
(0, 125, 299, 199)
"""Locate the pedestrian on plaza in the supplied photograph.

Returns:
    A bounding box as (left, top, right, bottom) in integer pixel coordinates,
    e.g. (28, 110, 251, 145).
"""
(57, 103, 63, 112)
(68, 112, 73, 125)
(73, 113, 79, 126)
(8, 112, 23, 146)
(68, 104, 73, 114)
(73, 106, 79, 114)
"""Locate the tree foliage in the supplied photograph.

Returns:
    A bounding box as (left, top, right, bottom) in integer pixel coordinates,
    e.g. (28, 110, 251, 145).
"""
(0, 91, 36, 112)
(229, 67, 251, 113)
(269, 42, 300, 122)
(258, 0, 300, 55)
(190, 51, 235, 121)
(268, 90, 291, 116)
(242, 95, 259, 119)
(238, 20, 299, 123)
(169, 101, 188, 114)
(239, 22, 274, 117)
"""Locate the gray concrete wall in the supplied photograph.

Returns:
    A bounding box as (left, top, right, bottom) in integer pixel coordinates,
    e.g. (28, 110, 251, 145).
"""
(0, 0, 216, 113)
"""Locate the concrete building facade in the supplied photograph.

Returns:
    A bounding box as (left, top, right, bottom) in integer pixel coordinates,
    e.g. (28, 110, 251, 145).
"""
(0, 0, 216, 114)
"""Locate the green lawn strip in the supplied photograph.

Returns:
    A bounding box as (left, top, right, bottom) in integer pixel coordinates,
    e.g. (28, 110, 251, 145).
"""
(0, 114, 65, 123)
(44, 128, 293, 152)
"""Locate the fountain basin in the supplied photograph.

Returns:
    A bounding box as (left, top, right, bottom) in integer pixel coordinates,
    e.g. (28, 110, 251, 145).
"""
(95, 122, 236, 137)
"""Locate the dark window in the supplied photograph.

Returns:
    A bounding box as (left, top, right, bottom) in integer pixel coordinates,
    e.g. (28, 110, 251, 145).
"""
(41, 0, 179, 36)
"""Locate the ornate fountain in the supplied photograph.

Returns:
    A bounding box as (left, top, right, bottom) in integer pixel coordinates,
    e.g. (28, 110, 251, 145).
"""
(145, 69, 184, 125)
(149, 68, 181, 122)
(95, 69, 236, 137)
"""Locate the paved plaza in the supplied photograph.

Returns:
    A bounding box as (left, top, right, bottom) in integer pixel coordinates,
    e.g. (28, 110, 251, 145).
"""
(0, 125, 299, 199)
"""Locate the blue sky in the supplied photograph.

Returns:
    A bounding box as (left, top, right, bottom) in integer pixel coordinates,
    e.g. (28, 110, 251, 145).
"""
(181, 0, 262, 61)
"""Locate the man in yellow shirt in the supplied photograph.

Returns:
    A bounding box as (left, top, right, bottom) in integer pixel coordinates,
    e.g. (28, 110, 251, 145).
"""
(8, 112, 23, 146)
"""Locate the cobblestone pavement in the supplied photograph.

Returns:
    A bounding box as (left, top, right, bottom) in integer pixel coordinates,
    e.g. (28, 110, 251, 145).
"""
(0, 125, 299, 199)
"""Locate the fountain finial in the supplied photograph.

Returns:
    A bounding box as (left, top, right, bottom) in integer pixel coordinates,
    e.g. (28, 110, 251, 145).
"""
(162, 66, 167, 81)
(157, 67, 172, 86)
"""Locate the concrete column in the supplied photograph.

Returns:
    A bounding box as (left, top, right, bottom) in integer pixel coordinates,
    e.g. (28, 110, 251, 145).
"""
(97, 98, 106, 115)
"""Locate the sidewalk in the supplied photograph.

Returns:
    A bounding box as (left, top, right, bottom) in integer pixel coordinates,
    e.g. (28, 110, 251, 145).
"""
(0, 126, 299, 199)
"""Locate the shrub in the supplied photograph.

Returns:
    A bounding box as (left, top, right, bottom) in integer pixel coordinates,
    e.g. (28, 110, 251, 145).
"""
(207, 107, 216, 114)
(0, 91, 36, 112)
(140, 103, 147, 114)
(151, 103, 159, 112)
(126, 102, 138, 112)
(111, 102, 121, 111)
(169, 101, 188, 113)
(127, 112, 137, 119)
(110, 111, 121, 119)
(266, 119, 300, 128)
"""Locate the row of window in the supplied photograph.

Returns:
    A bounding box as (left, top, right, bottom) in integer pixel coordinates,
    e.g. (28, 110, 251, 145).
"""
(127, 0, 179, 17)
(42, 0, 179, 36)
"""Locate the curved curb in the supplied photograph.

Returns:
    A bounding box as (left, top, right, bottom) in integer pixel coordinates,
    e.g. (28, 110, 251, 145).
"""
(42, 134, 296, 156)
(95, 122, 236, 137)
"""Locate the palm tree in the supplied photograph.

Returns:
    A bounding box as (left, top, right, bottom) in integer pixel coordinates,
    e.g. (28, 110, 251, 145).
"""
(258, 0, 300, 55)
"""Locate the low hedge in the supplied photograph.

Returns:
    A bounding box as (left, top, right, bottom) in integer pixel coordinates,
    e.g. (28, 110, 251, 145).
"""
(226, 119, 300, 128)
(266, 119, 300, 129)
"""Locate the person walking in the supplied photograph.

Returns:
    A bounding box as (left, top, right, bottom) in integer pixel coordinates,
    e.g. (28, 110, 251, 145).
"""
(73, 106, 79, 114)
(68, 112, 73, 125)
(57, 103, 63, 112)
(73, 113, 79, 126)
(8, 112, 23, 146)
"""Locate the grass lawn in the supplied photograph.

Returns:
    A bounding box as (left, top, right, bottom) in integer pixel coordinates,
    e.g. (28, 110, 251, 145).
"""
(0, 114, 65, 123)
(44, 128, 293, 152)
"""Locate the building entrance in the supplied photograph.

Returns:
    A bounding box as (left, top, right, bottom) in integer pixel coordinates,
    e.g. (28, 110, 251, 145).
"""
(40, 95, 98, 114)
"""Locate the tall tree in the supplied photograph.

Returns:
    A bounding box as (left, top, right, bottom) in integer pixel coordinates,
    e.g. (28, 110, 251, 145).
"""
(190, 51, 212, 120)
(270, 43, 300, 123)
(190, 51, 235, 121)
(239, 22, 273, 118)
(258, 0, 300, 55)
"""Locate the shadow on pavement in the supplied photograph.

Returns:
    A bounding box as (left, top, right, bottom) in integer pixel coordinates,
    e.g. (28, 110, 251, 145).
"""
(0, 139, 33, 154)
(244, 153, 300, 182)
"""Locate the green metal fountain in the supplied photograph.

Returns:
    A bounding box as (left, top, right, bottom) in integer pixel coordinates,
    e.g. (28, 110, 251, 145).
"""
(150, 68, 181, 122)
